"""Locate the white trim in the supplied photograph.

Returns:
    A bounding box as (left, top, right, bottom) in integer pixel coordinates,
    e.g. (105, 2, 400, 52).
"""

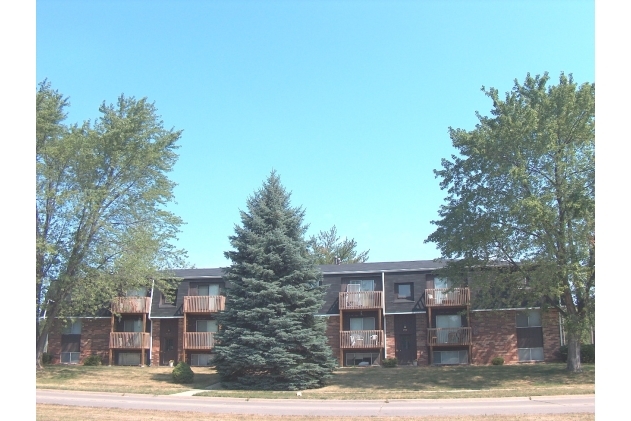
(315, 314, 339, 317)
(149, 280, 154, 366)
(323, 268, 438, 275)
(151, 316, 184, 319)
(382, 271, 387, 359)
(384, 311, 427, 315)
(471, 307, 544, 312)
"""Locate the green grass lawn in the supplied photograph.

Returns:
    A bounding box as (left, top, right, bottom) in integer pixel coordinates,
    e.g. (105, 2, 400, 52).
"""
(36, 363, 594, 399)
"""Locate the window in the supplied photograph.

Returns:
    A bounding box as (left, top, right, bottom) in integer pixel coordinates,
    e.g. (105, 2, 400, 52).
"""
(348, 279, 374, 291)
(61, 320, 81, 364)
(160, 284, 177, 306)
(434, 277, 451, 289)
(191, 354, 213, 366)
(118, 352, 141, 366)
(435, 315, 462, 344)
(350, 317, 375, 331)
(516, 310, 544, 361)
(62, 320, 82, 334)
(196, 320, 218, 333)
(433, 350, 468, 365)
(192, 283, 220, 296)
(123, 319, 143, 332)
(345, 352, 380, 366)
(60, 352, 80, 364)
(395, 283, 413, 301)
(126, 287, 147, 297)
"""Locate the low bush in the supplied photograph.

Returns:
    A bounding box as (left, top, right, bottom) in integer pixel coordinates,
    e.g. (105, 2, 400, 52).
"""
(42, 353, 54, 365)
(382, 357, 398, 368)
(491, 357, 504, 365)
(559, 344, 595, 363)
(172, 361, 194, 383)
(83, 354, 102, 366)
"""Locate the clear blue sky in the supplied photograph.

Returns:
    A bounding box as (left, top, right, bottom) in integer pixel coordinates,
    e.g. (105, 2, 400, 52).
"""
(36, 0, 595, 269)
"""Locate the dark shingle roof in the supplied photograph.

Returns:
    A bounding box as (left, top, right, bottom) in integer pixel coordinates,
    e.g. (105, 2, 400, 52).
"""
(164, 260, 446, 279)
(319, 259, 446, 274)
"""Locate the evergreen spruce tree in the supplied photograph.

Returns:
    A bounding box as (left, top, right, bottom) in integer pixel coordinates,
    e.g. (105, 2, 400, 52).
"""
(213, 171, 337, 390)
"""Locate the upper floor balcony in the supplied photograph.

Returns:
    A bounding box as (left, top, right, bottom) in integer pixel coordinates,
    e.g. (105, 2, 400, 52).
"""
(425, 288, 470, 307)
(339, 291, 383, 310)
(109, 332, 150, 349)
(111, 297, 151, 314)
(184, 332, 216, 350)
(183, 295, 226, 313)
(340, 330, 384, 349)
(427, 327, 472, 346)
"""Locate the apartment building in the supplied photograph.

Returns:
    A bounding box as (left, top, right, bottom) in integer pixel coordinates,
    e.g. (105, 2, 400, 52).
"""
(44, 260, 562, 366)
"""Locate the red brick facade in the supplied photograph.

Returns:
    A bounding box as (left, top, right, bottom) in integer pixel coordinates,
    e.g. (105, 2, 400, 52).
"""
(46, 318, 112, 365)
(325, 308, 561, 367)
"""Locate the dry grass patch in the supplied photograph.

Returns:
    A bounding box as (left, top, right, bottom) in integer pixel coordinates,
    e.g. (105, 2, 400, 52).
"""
(36, 366, 219, 395)
(36, 363, 594, 400)
(36, 405, 595, 421)
(198, 364, 595, 400)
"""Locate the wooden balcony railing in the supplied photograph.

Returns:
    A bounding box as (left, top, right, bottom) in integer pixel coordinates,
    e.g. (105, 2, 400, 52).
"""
(339, 291, 383, 310)
(340, 330, 384, 349)
(183, 295, 226, 313)
(184, 332, 215, 350)
(109, 332, 150, 349)
(427, 327, 472, 346)
(111, 297, 150, 314)
(425, 288, 470, 307)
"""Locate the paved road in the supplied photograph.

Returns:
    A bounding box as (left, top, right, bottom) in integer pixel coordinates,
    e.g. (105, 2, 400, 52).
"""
(37, 390, 594, 416)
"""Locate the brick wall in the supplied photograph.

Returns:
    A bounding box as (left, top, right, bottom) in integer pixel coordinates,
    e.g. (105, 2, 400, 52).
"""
(385, 315, 395, 359)
(45, 318, 112, 365)
(415, 313, 428, 365)
(470, 308, 562, 364)
(542, 308, 562, 362)
(151, 319, 161, 366)
(470, 310, 518, 364)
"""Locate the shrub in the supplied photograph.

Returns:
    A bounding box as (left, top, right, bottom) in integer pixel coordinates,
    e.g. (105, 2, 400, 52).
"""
(83, 354, 102, 366)
(559, 344, 595, 363)
(491, 357, 504, 365)
(172, 361, 194, 383)
(382, 357, 398, 368)
(42, 353, 54, 365)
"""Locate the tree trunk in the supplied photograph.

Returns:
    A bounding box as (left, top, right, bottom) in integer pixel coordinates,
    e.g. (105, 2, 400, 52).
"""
(566, 334, 582, 372)
(36, 331, 48, 369)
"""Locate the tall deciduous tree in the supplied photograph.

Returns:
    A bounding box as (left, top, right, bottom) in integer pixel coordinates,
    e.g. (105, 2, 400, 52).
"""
(36, 81, 187, 367)
(425, 72, 594, 372)
(213, 171, 336, 390)
(308, 225, 370, 264)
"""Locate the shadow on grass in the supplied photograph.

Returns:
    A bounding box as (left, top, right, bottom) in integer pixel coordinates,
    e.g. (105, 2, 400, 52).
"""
(329, 364, 595, 391)
(150, 370, 221, 389)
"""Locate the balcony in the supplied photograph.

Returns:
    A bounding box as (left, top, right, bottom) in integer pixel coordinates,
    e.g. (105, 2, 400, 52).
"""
(111, 297, 150, 314)
(184, 332, 216, 350)
(339, 291, 383, 310)
(183, 295, 226, 313)
(340, 330, 384, 349)
(425, 288, 470, 307)
(109, 332, 150, 349)
(427, 327, 472, 346)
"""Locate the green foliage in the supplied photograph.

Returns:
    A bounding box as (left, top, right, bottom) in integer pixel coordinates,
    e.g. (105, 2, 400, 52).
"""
(425, 72, 594, 371)
(491, 357, 505, 366)
(82, 355, 102, 366)
(35, 80, 188, 366)
(42, 353, 54, 365)
(382, 358, 398, 367)
(172, 361, 194, 384)
(213, 171, 337, 390)
(559, 344, 595, 364)
(307, 225, 370, 264)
